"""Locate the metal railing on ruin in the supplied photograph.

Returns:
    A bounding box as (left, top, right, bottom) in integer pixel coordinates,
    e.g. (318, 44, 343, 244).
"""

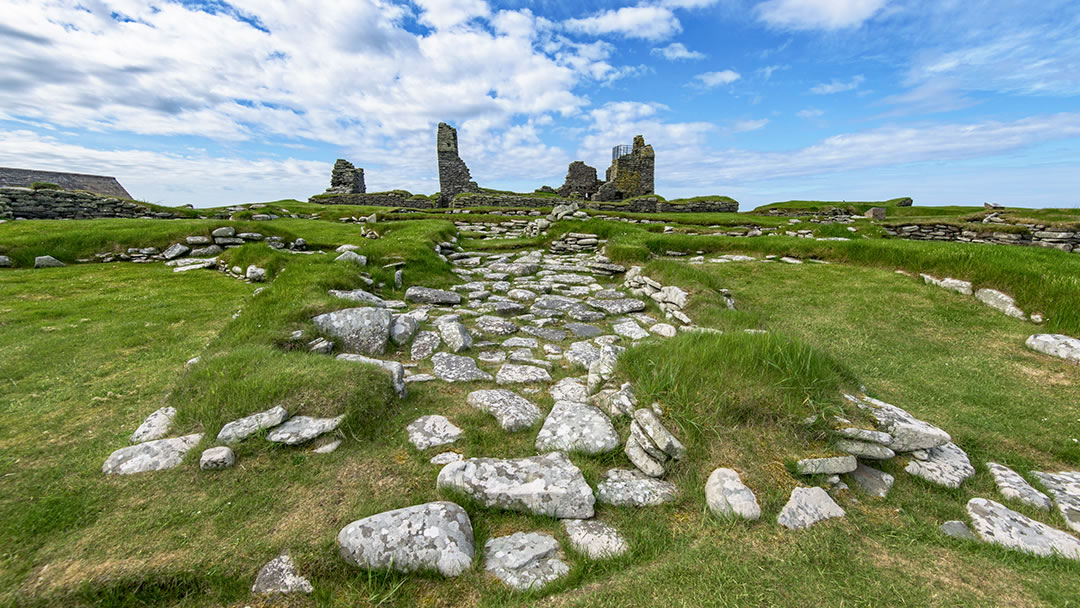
(612, 145, 633, 162)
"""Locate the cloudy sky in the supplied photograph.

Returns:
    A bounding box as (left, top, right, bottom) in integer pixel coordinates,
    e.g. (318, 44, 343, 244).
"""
(1, 0, 1079, 208)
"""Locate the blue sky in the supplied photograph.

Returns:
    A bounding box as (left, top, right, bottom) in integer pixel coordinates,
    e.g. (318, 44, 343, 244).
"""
(1, 0, 1079, 208)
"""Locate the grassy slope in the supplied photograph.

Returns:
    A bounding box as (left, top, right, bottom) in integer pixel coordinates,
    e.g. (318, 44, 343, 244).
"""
(2, 215, 1080, 606)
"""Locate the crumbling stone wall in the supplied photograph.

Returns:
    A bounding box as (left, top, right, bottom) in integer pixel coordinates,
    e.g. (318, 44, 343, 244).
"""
(594, 135, 655, 202)
(310, 191, 435, 209)
(0, 187, 180, 220)
(884, 223, 1080, 252)
(450, 193, 736, 213)
(437, 123, 479, 206)
(325, 159, 365, 194)
(557, 161, 602, 199)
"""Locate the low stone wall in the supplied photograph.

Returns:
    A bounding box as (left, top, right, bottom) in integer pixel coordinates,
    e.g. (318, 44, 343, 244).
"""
(309, 192, 436, 209)
(0, 187, 180, 220)
(450, 194, 738, 213)
(884, 223, 1080, 253)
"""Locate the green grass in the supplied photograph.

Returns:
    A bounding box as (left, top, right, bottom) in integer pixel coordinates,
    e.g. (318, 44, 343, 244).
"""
(3, 213, 1080, 607)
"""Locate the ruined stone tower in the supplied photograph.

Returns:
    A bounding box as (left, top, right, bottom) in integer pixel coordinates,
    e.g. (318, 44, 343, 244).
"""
(557, 161, 602, 199)
(325, 159, 365, 195)
(594, 135, 655, 202)
(437, 122, 478, 206)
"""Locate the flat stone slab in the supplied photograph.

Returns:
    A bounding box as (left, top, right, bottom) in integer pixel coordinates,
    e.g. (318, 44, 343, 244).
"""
(596, 468, 678, 507)
(1026, 334, 1080, 365)
(848, 394, 950, 452)
(130, 406, 177, 443)
(407, 415, 463, 450)
(432, 352, 493, 382)
(410, 331, 441, 360)
(1031, 471, 1080, 533)
(565, 322, 603, 338)
(338, 502, 475, 577)
(495, 363, 552, 385)
(476, 315, 519, 335)
(967, 498, 1080, 560)
(632, 409, 686, 460)
(612, 320, 648, 340)
(777, 487, 846, 530)
(466, 389, 542, 431)
(797, 456, 858, 475)
(484, 532, 569, 591)
(851, 463, 894, 498)
(251, 552, 313, 594)
(438, 321, 473, 352)
(904, 442, 974, 488)
(266, 415, 344, 445)
(975, 288, 1025, 319)
(563, 519, 628, 560)
(522, 326, 569, 342)
(564, 341, 602, 369)
(834, 439, 895, 460)
(103, 433, 203, 475)
(705, 468, 761, 521)
(405, 286, 461, 305)
(217, 405, 289, 444)
(328, 288, 385, 307)
(987, 463, 1051, 511)
(586, 298, 646, 315)
(437, 452, 595, 519)
(534, 401, 620, 455)
(549, 377, 588, 403)
(312, 307, 392, 355)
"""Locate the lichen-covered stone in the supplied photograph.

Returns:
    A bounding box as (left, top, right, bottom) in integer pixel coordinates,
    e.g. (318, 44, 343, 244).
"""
(848, 394, 950, 451)
(130, 406, 176, 444)
(407, 415, 463, 450)
(432, 352, 493, 382)
(596, 468, 678, 507)
(904, 442, 974, 488)
(534, 401, 619, 455)
(466, 389, 542, 431)
(967, 498, 1080, 560)
(987, 463, 1051, 511)
(1025, 334, 1080, 365)
(437, 452, 595, 519)
(102, 433, 203, 475)
(1030, 471, 1080, 533)
(251, 552, 313, 594)
(705, 468, 760, 521)
(562, 519, 628, 559)
(217, 405, 290, 444)
(312, 307, 392, 355)
(338, 502, 475, 577)
(266, 415, 343, 445)
(484, 532, 569, 591)
(199, 446, 235, 470)
(777, 487, 845, 530)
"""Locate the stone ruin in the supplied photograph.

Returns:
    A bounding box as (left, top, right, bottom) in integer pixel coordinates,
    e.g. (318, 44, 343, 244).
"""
(594, 135, 655, 202)
(325, 159, 365, 195)
(556, 161, 601, 199)
(437, 122, 479, 205)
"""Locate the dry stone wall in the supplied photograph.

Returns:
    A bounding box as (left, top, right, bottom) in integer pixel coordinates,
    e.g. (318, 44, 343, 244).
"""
(451, 194, 737, 214)
(884, 223, 1080, 253)
(310, 191, 435, 209)
(0, 187, 180, 220)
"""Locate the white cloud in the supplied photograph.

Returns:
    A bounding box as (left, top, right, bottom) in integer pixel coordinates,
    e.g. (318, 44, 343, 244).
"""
(732, 118, 769, 132)
(758, 64, 787, 79)
(756, 0, 888, 30)
(694, 70, 741, 87)
(659, 0, 723, 8)
(652, 42, 705, 60)
(797, 108, 824, 118)
(810, 75, 865, 94)
(564, 6, 682, 41)
(415, 0, 490, 29)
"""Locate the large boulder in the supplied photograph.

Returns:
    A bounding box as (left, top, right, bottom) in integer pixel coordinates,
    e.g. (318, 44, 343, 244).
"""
(312, 308, 392, 355)
(437, 452, 595, 519)
(337, 502, 475, 577)
(967, 498, 1080, 560)
(534, 401, 619, 455)
(102, 433, 203, 475)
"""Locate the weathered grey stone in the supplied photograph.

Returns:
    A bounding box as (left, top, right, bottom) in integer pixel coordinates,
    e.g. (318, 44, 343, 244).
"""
(335, 251, 368, 265)
(967, 498, 1080, 560)
(200, 446, 235, 470)
(521, 326, 569, 341)
(390, 315, 419, 346)
(565, 341, 602, 369)
(488, 262, 540, 277)
(797, 456, 858, 475)
(593, 382, 637, 418)
(834, 427, 893, 445)
(437, 452, 595, 518)
(612, 319, 649, 340)
(478, 350, 507, 364)
(0, 256, 11, 268)
(162, 243, 190, 260)
(564, 322, 604, 338)
(102, 433, 203, 475)
(587, 344, 620, 395)
(596, 468, 678, 507)
(410, 331, 441, 360)
(507, 288, 537, 301)
(535, 401, 619, 455)
(312, 307, 392, 355)
(34, 255, 64, 268)
(338, 502, 475, 577)
(190, 245, 223, 257)
(266, 415, 343, 445)
(632, 408, 686, 460)
(217, 405, 289, 444)
(336, 354, 407, 398)
(328, 288, 385, 307)
(407, 415, 463, 450)
(406, 286, 461, 305)
(484, 532, 569, 591)
(431, 452, 463, 465)
(186, 235, 212, 245)
(1025, 334, 1080, 365)
(777, 487, 845, 529)
(1030, 471, 1080, 533)
(586, 298, 645, 315)
(211, 226, 235, 238)
(476, 315, 519, 335)
(466, 389, 542, 431)
(705, 468, 761, 521)
(438, 321, 473, 352)
(975, 288, 1026, 319)
(921, 274, 973, 295)
(495, 363, 551, 385)
(251, 552, 313, 594)
(903, 441, 973, 488)
(549, 377, 588, 403)
(130, 406, 177, 444)
(245, 265, 267, 282)
(649, 323, 677, 337)
(432, 352, 493, 382)
(624, 434, 666, 477)
(940, 520, 978, 540)
(313, 439, 342, 454)
(503, 337, 538, 349)
(848, 394, 950, 452)
(563, 519, 628, 559)
(834, 439, 895, 460)
(987, 463, 1051, 511)
(851, 463, 894, 498)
